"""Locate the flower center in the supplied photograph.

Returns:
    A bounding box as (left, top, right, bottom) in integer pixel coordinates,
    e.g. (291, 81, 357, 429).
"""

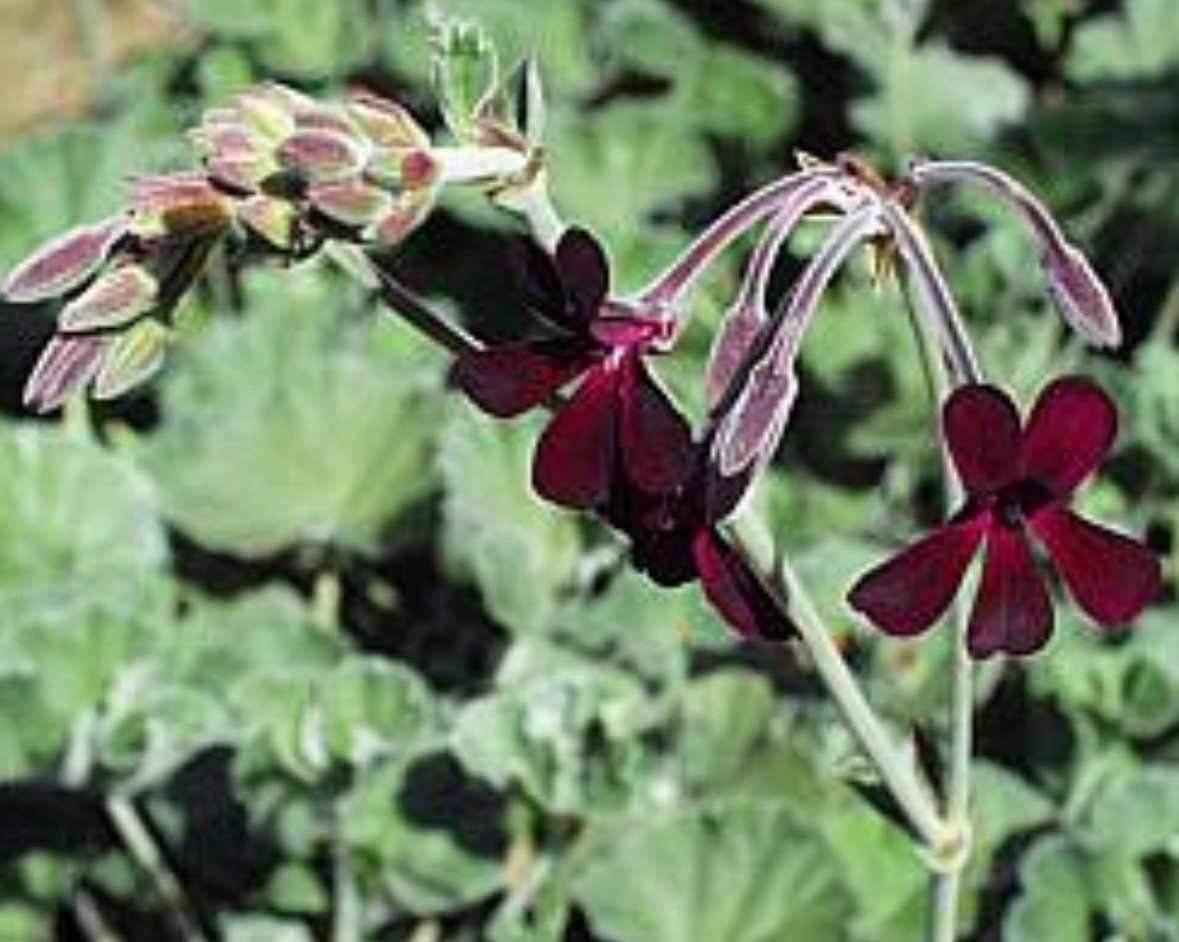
(992, 478, 1054, 529)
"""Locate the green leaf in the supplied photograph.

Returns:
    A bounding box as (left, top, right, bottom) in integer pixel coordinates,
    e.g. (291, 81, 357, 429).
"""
(138, 264, 442, 557)
(971, 761, 1054, 853)
(0, 424, 166, 600)
(549, 102, 714, 283)
(340, 758, 504, 915)
(547, 569, 695, 687)
(1083, 765, 1179, 859)
(86, 588, 339, 784)
(682, 45, 798, 147)
(439, 405, 580, 635)
(852, 41, 1029, 157)
(186, 0, 370, 79)
(319, 657, 439, 765)
(0, 126, 133, 270)
(820, 798, 926, 941)
(0, 588, 172, 775)
(452, 642, 653, 815)
(1129, 341, 1179, 482)
(675, 671, 776, 793)
(220, 915, 315, 942)
(1067, 0, 1179, 81)
(574, 804, 848, 942)
(262, 863, 330, 915)
(962, 762, 1055, 935)
(1004, 836, 1091, 942)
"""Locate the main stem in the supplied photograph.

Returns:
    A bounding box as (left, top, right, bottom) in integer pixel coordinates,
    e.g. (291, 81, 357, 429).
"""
(899, 255, 978, 942)
(732, 519, 947, 850)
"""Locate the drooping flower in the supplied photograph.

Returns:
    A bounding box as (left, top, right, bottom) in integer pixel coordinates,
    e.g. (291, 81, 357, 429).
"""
(452, 228, 792, 640)
(602, 463, 795, 640)
(848, 377, 1160, 658)
(451, 227, 693, 511)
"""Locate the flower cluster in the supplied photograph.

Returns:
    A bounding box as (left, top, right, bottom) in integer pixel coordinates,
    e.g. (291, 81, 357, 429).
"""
(451, 152, 1159, 654)
(2, 78, 538, 412)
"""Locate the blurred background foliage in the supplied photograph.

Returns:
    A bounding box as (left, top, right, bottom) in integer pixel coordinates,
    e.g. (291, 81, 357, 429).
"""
(1, 0, 1178, 939)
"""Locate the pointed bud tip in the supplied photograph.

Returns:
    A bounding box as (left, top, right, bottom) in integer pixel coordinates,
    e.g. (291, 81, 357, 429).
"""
(1044, 245, 1122, 348)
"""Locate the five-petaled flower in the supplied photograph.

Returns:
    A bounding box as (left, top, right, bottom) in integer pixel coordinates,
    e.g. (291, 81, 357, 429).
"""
(451, 227, 692, 511)
(849, 377, 1160, 657)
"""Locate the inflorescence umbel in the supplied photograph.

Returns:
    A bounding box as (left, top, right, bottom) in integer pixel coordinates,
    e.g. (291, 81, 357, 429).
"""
(0, 61, 1159, 655)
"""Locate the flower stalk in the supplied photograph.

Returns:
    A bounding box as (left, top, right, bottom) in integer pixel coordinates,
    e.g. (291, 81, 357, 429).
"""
(731, 518, 949, 852)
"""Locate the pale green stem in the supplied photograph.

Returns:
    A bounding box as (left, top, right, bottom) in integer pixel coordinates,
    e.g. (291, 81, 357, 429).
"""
(72, 890, 119, 942)
(502, 177, 566, 252)
(731, 518, 947, 851)
(106, 794, 209, 942)
(331, 812, 362, 942)
(312, 567, 342, 633)
(931, 633, 973, 942)
(897, 246, 977, 942)
(1148, 270, 1179, 344)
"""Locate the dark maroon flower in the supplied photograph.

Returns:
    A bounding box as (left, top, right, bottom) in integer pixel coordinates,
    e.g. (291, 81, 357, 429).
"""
(602, 462, 795, 641)
(849, 377, 1160, 658)
(451, 228, 692, 510)
(452, 228, 791, 640)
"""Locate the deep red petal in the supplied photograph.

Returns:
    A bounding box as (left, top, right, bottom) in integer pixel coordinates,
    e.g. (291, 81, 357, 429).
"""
(942, 384, 1021, 493)
(617, 355, 693, 495)
(1019, 376, 1116, 497)
(692, 529, 794, 640)
(1031, 506, 1161, 625)
(450, 340, 590, 417)
(967, 526, 1054, 658)
(507, 238, 571, 330)
(532, 365, 617, 509)
(555, 228, 609, 322)
(848, 521, 984, 637)
(704, 461, 755, 524)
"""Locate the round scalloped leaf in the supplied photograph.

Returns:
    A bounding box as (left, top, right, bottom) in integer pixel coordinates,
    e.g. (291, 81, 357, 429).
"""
(137, 265, 442, 557)
(0, 423, 166, 597)
(573, 803, 848, 942)
(438, 405, 580, 635)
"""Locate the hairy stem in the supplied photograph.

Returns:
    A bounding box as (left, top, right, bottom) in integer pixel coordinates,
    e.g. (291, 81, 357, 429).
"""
(731, 518, 947, 851)
(897, 224, 980, 942)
